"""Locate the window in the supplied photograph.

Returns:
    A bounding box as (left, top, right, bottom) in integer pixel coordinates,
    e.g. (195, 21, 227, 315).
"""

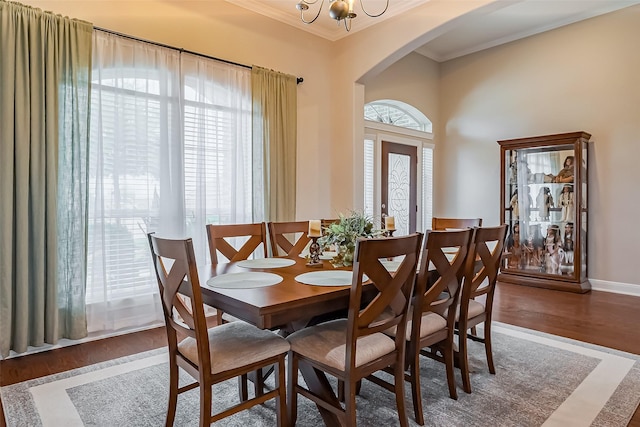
(364, 138, 375, 217)
(87, 31, 256, 333)
(421, 146, 433, 231)
(364, 99, 432, 133)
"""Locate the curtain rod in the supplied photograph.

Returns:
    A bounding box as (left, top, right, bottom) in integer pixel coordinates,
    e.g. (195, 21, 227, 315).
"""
(94, 26, 303, 84)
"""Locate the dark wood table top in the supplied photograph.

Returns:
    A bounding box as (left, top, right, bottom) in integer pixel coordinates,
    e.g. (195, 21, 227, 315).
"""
(198, 256, 357, 330)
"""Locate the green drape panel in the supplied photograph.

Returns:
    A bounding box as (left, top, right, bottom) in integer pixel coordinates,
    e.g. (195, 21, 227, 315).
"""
(251, 66, 297, 222)
(0, 0, 93, 356)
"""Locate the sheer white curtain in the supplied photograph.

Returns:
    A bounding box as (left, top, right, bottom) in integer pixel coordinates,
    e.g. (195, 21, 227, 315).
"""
(181, 53, 255, 263)
(87, 31, 255, 334)
(87, 32, 181, 332)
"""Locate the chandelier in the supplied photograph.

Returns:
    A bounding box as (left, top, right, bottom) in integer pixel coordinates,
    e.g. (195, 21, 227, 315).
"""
(296, 0, 389, 32)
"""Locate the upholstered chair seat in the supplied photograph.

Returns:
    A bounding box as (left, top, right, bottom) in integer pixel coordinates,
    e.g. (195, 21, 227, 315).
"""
(383, 311, 447, 341)
(443, 300, 485, 321)
(287, 319, 396, 371)
(178, 321, 290, 375)
(461, 300, 485, 319)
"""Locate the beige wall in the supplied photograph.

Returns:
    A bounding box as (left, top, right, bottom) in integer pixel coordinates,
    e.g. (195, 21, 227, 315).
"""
(363, 52, 440, 130)
(438, 6, 640, 287)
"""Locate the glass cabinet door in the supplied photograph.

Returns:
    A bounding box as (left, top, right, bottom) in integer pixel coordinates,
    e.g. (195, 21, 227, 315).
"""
(498, 131, 590, 292)
(504, 146, 576, 278)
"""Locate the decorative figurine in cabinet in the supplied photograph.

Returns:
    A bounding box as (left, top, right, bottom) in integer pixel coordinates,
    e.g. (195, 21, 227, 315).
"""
(498, 132, 590, 293)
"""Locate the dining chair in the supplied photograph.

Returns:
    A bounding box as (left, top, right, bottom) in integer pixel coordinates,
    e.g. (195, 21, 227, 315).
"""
(206, 222, 268, 264)
(205, 222, 271, 399)
(384, 228, 473, 426)
(206, 222, 268, 324)
(147, 233, 289, 427)
(321, 218, 340, 227)
(457, 224, 507, 394)
(432, 217, 483, 230)
(267, 220, 311, 257)
(286, 233, 423, 427)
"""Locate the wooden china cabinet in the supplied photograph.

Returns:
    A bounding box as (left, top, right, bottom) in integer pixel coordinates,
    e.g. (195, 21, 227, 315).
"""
(498, 132, 590, 293)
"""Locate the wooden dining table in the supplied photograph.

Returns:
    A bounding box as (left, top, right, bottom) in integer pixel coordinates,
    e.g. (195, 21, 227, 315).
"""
(197, 255, 367, 330)
(196, 254, 376, 427)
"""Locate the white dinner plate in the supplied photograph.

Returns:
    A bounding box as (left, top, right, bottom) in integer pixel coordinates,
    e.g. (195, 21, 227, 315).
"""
(206, 272, 283, 289)
(295, 271, 369, 287)
(236, 258, 296, 269)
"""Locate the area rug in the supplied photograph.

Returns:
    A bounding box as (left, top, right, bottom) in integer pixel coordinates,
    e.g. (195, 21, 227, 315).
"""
(2, 323, 639, 426)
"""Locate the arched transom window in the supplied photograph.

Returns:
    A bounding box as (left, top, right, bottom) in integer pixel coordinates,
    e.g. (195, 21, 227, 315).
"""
(364, 99, 432, 133)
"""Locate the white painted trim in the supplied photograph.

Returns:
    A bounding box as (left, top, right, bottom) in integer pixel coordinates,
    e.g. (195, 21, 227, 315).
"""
(589, 278, 640, 297)
(365, 119, 433, 141)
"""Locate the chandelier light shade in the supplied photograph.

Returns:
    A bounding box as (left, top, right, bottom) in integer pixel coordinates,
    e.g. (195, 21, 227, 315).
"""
(296, 0, 389, 31)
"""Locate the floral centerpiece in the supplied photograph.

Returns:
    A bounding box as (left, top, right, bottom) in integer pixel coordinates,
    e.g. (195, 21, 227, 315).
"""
(318, 211, 383, 267)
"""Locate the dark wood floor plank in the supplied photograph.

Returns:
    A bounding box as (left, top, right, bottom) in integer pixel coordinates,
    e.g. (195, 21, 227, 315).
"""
(493, 283, 640, 355)
(1, 284, 639, 426)
(0, 327, 167, 386)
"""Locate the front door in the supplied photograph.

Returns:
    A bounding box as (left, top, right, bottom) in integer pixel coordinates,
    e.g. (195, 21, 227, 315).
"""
(381, 141, 417, 235)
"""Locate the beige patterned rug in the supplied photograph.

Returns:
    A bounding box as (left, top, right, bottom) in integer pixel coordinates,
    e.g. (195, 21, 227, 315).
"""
(2, 323, 639, 426)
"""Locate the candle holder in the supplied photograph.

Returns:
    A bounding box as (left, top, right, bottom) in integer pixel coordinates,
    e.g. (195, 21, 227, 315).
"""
(306, 236, 323, 268)
(385, 229, 395, 238)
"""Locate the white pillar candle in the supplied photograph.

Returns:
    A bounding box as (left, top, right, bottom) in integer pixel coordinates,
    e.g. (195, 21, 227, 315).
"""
(308, 220, 322, 237)
(384, 216, 396, 231)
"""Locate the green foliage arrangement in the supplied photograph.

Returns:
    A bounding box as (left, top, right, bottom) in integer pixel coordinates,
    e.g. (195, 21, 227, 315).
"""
(318, 211, 383, 267)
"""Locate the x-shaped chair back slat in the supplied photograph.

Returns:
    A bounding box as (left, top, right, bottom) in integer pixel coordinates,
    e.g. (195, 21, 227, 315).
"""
(464, 225, 508, 299)
(345, 234, 423, 361)
(206, 223, 268, 264)
(268, 221, 311, 257)
(147, 234, 209, 349)
(414, 229, 473, 324)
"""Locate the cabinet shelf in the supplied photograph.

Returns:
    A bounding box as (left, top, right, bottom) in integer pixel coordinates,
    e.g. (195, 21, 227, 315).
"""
(498, 132, 590, 293)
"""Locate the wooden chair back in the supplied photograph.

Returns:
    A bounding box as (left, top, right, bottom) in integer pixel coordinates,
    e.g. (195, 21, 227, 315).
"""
(147, 234, 212, 374)
(414, 229, 474, 328)
(321, 218, 340, 227)
(432, 217, 483, 230)
(461, 225, 508, 318)
(268, 221, 311, 257)
(346, 233, 423, 369)
(206, 222, 268, 264)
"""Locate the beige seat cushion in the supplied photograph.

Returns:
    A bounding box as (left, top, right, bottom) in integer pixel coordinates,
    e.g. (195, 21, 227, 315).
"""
(178, 321, 290, 375)
(445, 300, 486, 321)
(287, 319, 396, 372)
(463, 300, 486, 319)
(385, 312, 447, 341)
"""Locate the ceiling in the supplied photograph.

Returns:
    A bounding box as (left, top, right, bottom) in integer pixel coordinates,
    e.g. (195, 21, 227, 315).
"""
(224, 0, 640, 62)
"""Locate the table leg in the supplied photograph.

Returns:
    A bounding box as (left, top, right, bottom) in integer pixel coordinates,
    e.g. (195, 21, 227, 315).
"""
(298, 362, 343, 427)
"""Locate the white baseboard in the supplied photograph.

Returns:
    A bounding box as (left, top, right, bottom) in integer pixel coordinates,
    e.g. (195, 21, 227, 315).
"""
(589, 278, 640, 297)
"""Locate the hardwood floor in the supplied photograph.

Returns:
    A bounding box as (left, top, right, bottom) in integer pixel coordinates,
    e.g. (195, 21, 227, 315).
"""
(1, 282, 639, 426)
